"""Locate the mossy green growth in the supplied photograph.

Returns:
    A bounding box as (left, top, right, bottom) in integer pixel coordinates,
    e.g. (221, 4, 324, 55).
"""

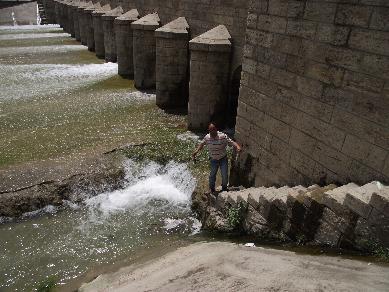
(366, 241, 389, 261)
(227, 203, 244, 229)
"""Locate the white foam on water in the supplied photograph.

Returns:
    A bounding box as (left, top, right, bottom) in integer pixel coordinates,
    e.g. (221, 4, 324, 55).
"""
(22, 205, 58, 218)
(0, 62, 118, 100)
(0, 45, 86, 56)
(163, 218, 185, 230)
(0, 32, 70, 40)
(85, 160, 196, 216)
(0, 24, 60, 30)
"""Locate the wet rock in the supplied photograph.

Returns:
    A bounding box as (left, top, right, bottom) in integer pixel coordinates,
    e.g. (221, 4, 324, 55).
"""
(0, 153, 126, 218)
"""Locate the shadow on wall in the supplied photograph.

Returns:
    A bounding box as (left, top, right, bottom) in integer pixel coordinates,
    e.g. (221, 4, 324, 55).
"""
(0, 1, 38, 25)
(227, 65, 242, 129)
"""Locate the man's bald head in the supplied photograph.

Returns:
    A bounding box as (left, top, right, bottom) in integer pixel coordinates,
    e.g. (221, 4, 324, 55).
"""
(208, 123, 218, 138)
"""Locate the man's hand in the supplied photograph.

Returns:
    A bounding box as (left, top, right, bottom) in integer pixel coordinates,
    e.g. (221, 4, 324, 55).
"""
(192, 142, 205, 161)
(233, 142, 242, 153)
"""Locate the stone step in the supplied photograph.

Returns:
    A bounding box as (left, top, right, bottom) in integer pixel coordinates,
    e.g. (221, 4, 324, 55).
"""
(247, 187, 276, 210)
(322, 183, 359, 215)
(369, 189, 389, 215)
(271, 185, 306, 213)
(344, 181, 383, 219)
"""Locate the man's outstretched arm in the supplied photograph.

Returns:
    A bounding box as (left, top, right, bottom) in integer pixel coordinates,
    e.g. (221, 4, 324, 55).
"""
(192, 142, 205, 160)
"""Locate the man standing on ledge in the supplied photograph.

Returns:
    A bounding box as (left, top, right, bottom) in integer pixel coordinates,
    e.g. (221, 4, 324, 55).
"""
(192, 123, 242, 193)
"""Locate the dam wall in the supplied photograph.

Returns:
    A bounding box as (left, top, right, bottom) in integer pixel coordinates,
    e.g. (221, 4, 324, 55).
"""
(233, 0, 389, 188)
(43, 0, 389, 188)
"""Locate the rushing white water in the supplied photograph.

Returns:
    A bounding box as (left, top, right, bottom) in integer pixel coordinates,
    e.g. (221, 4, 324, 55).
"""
(0, 32, 70, 40)
(0, 45, 86, 56)
(0, 63, 118, 100)
(0, 160, 201, 291)
(84, 160, 196, 221)
(0, 24, 60, 32)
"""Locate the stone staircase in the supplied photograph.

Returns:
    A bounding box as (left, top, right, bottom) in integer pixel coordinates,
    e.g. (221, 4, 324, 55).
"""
(200, 182, 389, 252)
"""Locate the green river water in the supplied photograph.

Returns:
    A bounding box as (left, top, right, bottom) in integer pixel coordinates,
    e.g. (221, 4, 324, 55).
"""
(0, 25, 207, 291)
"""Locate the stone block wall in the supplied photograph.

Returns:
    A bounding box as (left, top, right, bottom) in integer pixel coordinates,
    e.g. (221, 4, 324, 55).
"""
(233, 0, 389, 187)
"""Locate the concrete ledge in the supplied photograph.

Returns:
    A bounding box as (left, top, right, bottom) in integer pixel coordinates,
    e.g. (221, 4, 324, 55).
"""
(189, 25, 231, 52)
(131, 12, 160, 31)
(155, 17, 189, 39)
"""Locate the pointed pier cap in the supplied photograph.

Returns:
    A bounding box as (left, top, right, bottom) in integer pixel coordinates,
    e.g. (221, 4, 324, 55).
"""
(83, 1, 100, 12)
(114, 9, 139, 25)
(189, 25, 231, 52)
(92, 3, 112, 16)
(155, 17, 189, 39)
(69, 0, 81, 8)
(131, 13, 161, 31)
(77, 0, 93, 9)
(82, 1, 100, 13)
(102, 6, 123, 20)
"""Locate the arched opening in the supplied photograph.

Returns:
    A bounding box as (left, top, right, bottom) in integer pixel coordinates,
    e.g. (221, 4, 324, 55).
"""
(226, 65, 242, 130)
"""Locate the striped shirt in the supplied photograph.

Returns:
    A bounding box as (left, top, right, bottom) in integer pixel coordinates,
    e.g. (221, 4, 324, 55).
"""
(202, 131, 234, 160)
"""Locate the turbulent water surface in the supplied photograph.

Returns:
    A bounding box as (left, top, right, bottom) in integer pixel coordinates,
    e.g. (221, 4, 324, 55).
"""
(0, 25, 202, 291)
(0, 160, 201, 291)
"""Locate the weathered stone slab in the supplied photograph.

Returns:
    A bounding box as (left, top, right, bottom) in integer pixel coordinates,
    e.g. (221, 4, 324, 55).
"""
(344, 181, 382, 219)
(368, 208, 389, 246)
(270, 186, 303, 212)
(314, 209, 342, 247)
(226, 192, 240, 207)
(243, 205, 270, 236)
(369, 188, 389, 215)
(322, 183, 359, 215)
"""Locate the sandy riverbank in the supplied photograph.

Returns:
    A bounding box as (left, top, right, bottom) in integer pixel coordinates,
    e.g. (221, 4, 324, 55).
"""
(79, 241, 389, 292)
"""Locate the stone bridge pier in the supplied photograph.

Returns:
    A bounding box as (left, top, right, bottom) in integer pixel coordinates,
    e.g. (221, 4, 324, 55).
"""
(155, 17, 189, 110)
(83, 1, 99, 50)
(131, 13, 161, 89)
(46, 0, 238, 133)
(92, 3, 112, 59)
(114, 9, 139, 77)
(102, 6, 123, 62)
(188, 25, 232, 130)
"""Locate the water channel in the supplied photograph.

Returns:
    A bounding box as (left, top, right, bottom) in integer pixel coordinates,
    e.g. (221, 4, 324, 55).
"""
(0, 25, 206, 291)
